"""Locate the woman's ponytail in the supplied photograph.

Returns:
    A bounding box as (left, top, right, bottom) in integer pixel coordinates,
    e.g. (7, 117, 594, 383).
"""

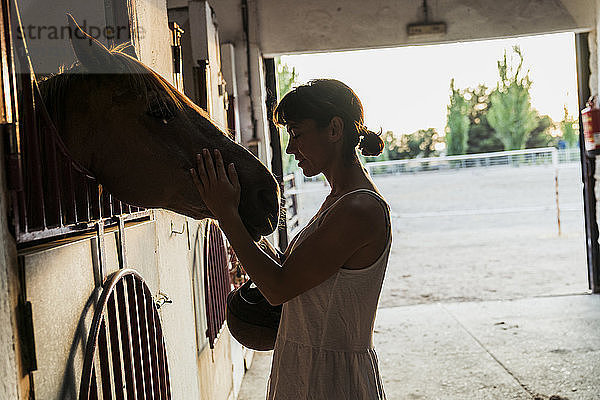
(357, 125, 384, 157)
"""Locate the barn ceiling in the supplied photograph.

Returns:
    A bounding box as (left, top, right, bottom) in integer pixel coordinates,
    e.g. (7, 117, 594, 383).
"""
(209, 0, 595, 56)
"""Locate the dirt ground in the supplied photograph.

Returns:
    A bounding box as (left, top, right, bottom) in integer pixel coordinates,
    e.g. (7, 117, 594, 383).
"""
(292, 163, 589, 308)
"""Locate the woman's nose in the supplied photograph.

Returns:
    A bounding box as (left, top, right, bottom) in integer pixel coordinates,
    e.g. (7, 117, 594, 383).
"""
(285, 141, 294, 155)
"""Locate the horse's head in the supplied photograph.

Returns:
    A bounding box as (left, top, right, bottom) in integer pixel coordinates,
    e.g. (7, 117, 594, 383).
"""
(38, 15, 280, 240)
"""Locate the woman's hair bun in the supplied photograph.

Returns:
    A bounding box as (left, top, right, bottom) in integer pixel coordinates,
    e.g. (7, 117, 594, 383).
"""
(357, 126, 384, 156)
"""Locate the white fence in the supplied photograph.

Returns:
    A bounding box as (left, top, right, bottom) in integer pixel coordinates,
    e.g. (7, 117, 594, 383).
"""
(364, 147, 580, 176)
(283, 147, 580, 237)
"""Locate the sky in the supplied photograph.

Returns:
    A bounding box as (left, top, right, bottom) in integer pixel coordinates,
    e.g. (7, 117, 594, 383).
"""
(280, 32, 578, 138)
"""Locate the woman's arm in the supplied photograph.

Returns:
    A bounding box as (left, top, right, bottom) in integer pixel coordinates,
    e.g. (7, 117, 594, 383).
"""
(258, 237, 286, 263)
(190, 149, 288, 304)
(191, 149, 382, 305)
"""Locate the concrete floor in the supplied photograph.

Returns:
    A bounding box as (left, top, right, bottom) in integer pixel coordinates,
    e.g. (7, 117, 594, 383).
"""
(238, 294, 600, 400)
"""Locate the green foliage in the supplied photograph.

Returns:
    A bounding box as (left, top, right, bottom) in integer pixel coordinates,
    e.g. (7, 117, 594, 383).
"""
(465, 85, 504, 154)
(378, 130, 403, 160)
(276, 58, 297, 99)
(487, 46, 538, 150)
(364, 129, 441, 162)
(396, 128, 442, 159)
(446, 79, 470, 155)
(275, 58, 298, 175)
(449, 48, 552, 155)
(525, 114, 556, 148)
(559, 105, 579, 148)
(461, 82, 553, 153)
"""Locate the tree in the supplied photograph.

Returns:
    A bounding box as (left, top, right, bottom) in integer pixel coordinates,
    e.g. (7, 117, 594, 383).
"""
(465, 84, 504, 154)
(276, 58, 297, 99)
(378, 131, 401, 161)
(446, 79, 470, 155)
(525, 113, 555, 148)
(487, 46, 538, 150)
(464, 83, 553, 152)
(396, 128, 442, 159)
(559, 105, 579, 148)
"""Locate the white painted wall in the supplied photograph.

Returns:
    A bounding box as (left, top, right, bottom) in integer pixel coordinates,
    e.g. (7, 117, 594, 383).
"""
(211, 0, 273, 166)
(18, 213, 206, 399)
(221, 42, 242, 143)
(153, 212, 203, 400)
(134, 0, 173, 76)
(187, 2, 225, 126)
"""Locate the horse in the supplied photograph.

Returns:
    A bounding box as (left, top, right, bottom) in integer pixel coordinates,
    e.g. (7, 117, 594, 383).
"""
(37, 15, 280, 240)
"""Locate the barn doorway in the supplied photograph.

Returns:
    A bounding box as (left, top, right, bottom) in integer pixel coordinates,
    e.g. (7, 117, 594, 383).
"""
(239, 32, 599, 400)
(279, 32, 589, 306)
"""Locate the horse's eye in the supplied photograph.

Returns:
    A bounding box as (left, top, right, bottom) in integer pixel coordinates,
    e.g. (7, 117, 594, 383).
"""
(146, 91, 175, 122)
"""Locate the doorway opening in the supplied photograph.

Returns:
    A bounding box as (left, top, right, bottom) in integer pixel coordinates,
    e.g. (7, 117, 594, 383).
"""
(278, 32, 589, 307)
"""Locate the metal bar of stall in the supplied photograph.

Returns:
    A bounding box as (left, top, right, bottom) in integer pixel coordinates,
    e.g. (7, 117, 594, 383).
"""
(81, 270, 172, 399)
(144, 284, 161, 398)
(204, 225, 214, 346)
(214, 227, 223, 336)
(44, 125, 63, 227)
(106, 294, 125, 400)
(156, 318, 170, 399)
(61, 158, 76, 224)
(125, 275, 146, 398)
(97, 318, 112, 400)
(219, 229, 227, 327)
(134, 279, 154, 399)
(210, 227, 218, 343)
(7, 3, 149, 246)
(21, 73, 46, 231)
(209, 228, 217, 344)
(116, 279, 137, 399)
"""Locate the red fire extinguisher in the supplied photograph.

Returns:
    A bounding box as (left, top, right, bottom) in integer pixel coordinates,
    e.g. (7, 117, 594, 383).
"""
(582, 96, 600, 156)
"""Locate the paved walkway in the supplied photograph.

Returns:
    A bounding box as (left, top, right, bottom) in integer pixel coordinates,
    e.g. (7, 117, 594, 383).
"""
(238, 294, 599, 400)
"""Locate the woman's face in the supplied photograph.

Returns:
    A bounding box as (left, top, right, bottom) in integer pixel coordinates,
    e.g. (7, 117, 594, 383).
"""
(285, 119, 333, 177)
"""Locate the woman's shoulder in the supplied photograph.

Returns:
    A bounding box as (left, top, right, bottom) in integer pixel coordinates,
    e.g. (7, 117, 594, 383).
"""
(339, 187, 388, 210)
(321, 189, 390, 269)
(321, 188, 389, 228)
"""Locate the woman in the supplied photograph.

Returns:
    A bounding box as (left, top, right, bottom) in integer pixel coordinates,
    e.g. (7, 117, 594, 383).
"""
(191, 79, 391, 399)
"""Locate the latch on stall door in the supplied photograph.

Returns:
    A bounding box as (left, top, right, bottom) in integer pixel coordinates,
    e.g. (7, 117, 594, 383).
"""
(155, 291, 172, 309)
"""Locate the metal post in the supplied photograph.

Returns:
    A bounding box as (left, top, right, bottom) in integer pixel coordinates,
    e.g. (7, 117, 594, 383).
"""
(117, 215, 128, 269)
(94, 220, 107, 286)
(575, 32, 600, 293)
(263, 57, 287, 251)
(552, 148, 561, 236)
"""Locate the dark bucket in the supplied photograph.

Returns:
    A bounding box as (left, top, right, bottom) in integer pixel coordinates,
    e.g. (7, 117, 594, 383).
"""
(226, 279, 282, 351)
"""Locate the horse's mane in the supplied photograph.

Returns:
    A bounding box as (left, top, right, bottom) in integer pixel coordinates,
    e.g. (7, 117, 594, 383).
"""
(37, 43, 187, 130)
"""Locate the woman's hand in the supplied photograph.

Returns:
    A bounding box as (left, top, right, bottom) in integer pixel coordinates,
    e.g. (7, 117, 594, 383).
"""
(190, 148, 241, 222)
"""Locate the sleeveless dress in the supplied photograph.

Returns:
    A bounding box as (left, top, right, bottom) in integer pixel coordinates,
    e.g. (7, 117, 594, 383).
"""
(266, 189, 391, 400)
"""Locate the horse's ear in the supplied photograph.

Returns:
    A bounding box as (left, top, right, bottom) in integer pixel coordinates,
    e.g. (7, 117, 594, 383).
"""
(66, 14, 117, 72)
